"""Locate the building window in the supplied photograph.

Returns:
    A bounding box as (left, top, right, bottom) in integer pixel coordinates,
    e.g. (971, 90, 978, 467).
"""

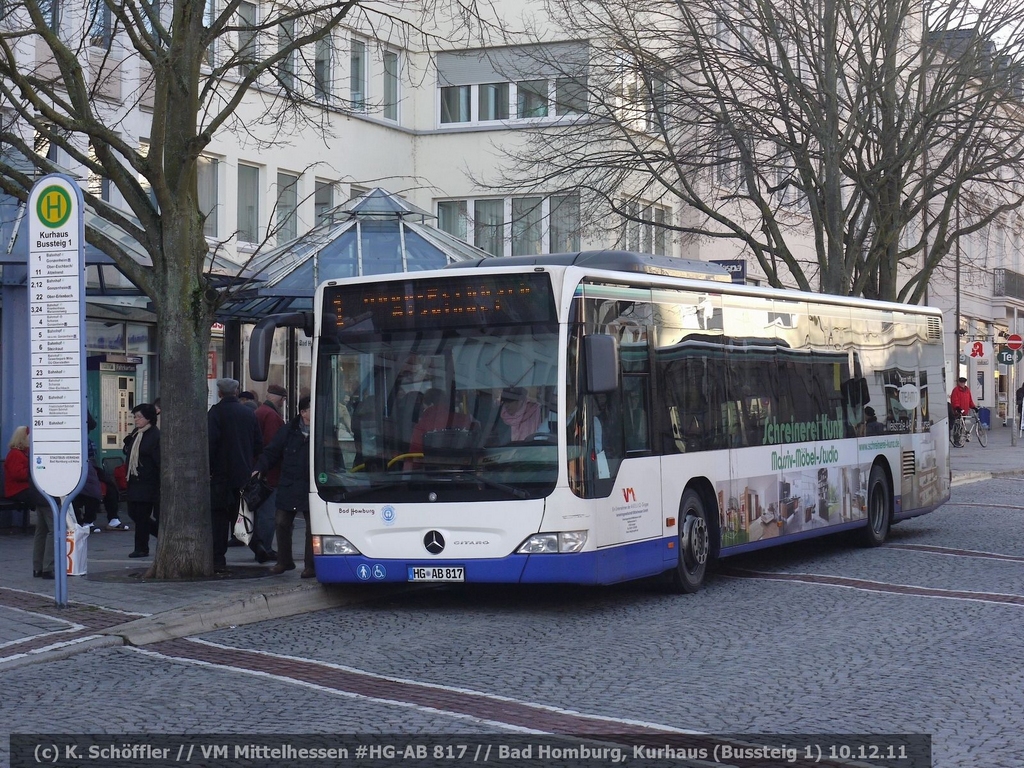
(517, 80, 549, 118)
(646, 76, 666, 133)
(440, 85, 470, 123)
(714, 129, 738, 186)
(87, 144, 111, 202)
(440, 194, 580, 257)
(34, 128, 56, 163)
(437, 200, 468, 241)
(512, 197, 543, 256)
(653, 206, 667, 255)
(620, 199, 670, 256)
(479, 83, 509, 121)
(549, 194, 580, 253)
(277, 18, 295, 91)
(623, 200, 640, 251)
(436, 44, 588, 128)
(383, 50, 399, 121)
(40, 0, 60, 32)
(203, 0, 216, 65)
(555, 77, 587, 115)
(237, 1, 258, 79)
(237, 164, 260, 244)
(314, 180, 334, 224)
(314, 37, 332, 101)
(473, 199, 505, 257)
(198, 156, 219, 237)
(137, 139, 156, 210)
(277, 171, 299, 242)
(350, 38, 367, 110)
(88, 0, 111, 48)
(715, 15, 735, 48)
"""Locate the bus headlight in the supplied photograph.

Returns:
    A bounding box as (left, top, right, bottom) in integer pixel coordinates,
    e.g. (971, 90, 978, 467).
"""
(316, 535, 362, 555)
(517, 531, 588, 554)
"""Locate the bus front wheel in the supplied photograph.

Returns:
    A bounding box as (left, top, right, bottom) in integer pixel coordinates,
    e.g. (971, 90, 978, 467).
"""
(861, 465, 892, 547)
(668, 489, 710, 593)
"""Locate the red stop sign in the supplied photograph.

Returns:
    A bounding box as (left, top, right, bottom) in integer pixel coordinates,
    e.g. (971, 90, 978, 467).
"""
(1008, 334, 1023, 351)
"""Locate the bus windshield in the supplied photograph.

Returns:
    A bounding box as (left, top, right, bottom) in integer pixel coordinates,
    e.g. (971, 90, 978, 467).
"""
(313, 275, 560, 503)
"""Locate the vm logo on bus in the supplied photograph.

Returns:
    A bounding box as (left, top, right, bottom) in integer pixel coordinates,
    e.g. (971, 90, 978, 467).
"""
(622, 488, 636, 502)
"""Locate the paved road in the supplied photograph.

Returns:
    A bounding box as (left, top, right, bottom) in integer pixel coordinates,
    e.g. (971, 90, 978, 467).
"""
(3, 472, 1022, 768)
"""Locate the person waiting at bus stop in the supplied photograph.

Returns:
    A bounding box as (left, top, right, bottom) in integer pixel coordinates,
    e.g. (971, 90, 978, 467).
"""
(5, 426, 53, 578)
(252, 396, 314, 578)
(950, 377, 978, 419)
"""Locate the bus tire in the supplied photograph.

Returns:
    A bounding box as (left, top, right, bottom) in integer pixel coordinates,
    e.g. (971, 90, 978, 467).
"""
(668, 489, 711, 593)
(861, 464, 892, 547)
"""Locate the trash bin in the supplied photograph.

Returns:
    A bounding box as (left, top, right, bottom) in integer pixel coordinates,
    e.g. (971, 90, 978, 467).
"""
(978, 407, 991, 429)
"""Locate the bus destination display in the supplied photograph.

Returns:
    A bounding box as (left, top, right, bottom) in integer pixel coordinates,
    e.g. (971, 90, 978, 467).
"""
(325, 274, 556, 332)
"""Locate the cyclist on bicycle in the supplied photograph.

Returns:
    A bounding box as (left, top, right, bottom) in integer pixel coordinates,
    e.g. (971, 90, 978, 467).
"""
(950, 376, 978, 418)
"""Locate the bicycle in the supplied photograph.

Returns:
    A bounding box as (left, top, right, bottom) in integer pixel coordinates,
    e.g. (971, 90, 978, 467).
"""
(950, 410, 987, 447)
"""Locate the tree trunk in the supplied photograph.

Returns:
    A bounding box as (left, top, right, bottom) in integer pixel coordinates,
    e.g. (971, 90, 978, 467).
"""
(147, 242, 215, 579)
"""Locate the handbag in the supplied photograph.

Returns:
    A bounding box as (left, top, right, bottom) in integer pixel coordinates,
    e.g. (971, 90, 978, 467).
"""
(241, 474, 272, 510)
(233, 497, 254, 545)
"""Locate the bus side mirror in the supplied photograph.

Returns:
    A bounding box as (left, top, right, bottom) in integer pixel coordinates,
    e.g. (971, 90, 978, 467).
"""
(583, 334, 619, 394)
(248, 312, 314, 381)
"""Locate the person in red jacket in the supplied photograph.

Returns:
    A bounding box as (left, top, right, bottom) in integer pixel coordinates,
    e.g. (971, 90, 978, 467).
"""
(4, 426, 53, 578)
(251, 383, 287, 560)
(950, 377, 978, 417)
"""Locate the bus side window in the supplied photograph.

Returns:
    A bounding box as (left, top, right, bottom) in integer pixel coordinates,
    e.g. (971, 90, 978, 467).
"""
(623, 376, 649, 452)
(587, 392, 622, 482)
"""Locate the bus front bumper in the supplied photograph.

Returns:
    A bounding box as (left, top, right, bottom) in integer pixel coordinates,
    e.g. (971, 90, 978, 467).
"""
(313, 538, 672, 585)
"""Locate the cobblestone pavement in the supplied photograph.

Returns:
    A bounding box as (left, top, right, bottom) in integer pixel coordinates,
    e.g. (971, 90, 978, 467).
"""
(2, 475, 1023, 768)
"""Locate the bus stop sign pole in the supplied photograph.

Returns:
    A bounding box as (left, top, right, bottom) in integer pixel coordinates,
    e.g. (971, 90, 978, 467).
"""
(27, 175, 87, 608)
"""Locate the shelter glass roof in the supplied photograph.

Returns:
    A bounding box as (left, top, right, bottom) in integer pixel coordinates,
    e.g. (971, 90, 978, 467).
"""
(221, 188, 488, 319)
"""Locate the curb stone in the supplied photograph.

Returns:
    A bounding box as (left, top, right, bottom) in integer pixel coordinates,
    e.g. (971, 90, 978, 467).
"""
(0, 634, 123, 672)
(102, 582, 344, 645)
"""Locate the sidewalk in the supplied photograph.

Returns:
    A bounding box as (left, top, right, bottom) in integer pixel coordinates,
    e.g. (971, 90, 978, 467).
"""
(2, 429, 1023, 661)
(0, 514, 380, 656)
(948, 416, 1024, 486)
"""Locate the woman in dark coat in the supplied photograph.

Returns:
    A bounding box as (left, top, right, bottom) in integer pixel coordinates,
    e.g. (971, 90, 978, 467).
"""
(122, 403, 160, 558)
(253, 396, 313, 577)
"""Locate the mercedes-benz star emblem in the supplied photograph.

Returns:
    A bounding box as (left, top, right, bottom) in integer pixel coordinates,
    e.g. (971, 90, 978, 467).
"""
(423, 530, 445, 555)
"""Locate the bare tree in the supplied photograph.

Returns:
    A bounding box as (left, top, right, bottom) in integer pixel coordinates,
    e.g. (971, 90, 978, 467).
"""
(488, 0, 1024, 301)
(0, 0, 488, 578)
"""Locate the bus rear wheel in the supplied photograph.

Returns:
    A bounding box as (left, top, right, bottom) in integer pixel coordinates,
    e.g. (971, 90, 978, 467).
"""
(668, 489, 710, 593)
(861, 465, 892, 547)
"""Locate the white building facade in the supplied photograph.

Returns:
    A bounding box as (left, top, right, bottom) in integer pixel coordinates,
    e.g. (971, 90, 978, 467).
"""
(3, 0, 1023, 418)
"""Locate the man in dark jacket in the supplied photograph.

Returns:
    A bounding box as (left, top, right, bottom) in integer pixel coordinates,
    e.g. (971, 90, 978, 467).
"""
(253, 396, 314, 577)
(208, 378, 263, 573)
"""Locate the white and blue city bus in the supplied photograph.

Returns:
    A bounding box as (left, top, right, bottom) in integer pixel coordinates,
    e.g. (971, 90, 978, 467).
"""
(248, 251, 951, 592)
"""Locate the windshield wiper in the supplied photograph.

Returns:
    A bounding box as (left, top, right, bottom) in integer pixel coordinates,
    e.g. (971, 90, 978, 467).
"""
(334, 479, 407, 501)
(418, 470, 531, 500)
(330, 471, 531, 501)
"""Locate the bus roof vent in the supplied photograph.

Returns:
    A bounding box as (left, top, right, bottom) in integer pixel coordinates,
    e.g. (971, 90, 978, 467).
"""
(926, 317, 942, 341)
(446, 250, 733, 283)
